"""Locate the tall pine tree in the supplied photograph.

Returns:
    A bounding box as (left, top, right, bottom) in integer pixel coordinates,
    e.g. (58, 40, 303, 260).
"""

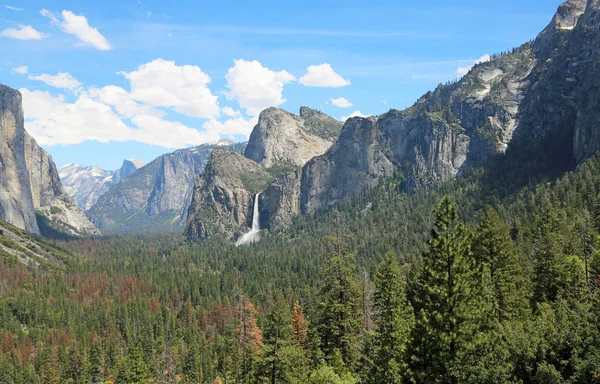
(408, 196, 478, 384)
(371, 252, 414, 384)
(472, 206, 529, 321)
(318, 235, 362, 370)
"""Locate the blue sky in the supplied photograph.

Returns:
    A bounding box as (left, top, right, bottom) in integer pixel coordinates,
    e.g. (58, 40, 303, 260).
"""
(1, 0, 561, 170)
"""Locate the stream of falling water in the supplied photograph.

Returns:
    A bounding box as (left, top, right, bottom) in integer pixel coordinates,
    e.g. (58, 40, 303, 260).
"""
(235, 193, 261, 246)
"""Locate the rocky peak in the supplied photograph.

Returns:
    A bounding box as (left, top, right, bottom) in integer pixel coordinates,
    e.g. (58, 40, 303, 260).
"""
(535, 0, 587, 56)
(58, 164, 114, 211)
(551, 0, 586, 30)
(186, 148, 274, 241)
(0, 84, 99, 237)
(244, 107, 341, 168)
(0, 85, 39, 234)
(112, 159, 145, 184)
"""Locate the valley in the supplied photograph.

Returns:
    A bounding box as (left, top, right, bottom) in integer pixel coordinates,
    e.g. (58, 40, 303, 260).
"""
(1, 0, 600, 383)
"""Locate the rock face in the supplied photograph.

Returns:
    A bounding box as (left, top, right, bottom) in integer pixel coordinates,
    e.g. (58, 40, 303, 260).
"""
(186, 149, 274, 241)
(59, 159, 145, 211)
(0, 84, 99, 237)
(187, 1, 600, 241)
(87, 142, 244, 233)
(229, 0, 600, 235)
(0, 86, 39, 234)
(244, 107, 342, 168)
(112, 159, 145, 184)
(186, 108, 342, 241)
(59, 164, 114, 211)
(23, 132, 100, 236)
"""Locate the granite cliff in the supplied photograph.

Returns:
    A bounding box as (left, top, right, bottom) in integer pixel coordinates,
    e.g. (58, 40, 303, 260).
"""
(59, 159, 145, 211)
(187, 0, 600, 240)
(0, 84, 99, 237)
(87, 141, 244, 233)
(186, 107, 341, 241)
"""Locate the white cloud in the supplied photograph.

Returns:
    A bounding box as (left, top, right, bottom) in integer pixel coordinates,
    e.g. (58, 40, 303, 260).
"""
(41, 9, 112, 50)
(330, 97, 352, 108)
(456, 54, 491, 77)
(12, 66, 28, 74)
(203, 115, 258, 138)
(88, 85, 164, 118)
(225, 59, 295, 116)
(0, 25, 47, 40)
(5, 5, 24, 11)
(119, 58, 220, 119)
(28, 72, 82, 90)
(341, 110, 370, 122)
(21, 89, 132, 145)
(299, 63, 350, 88)
(222, 106, 242, 118)
(20, 89, 222, 148)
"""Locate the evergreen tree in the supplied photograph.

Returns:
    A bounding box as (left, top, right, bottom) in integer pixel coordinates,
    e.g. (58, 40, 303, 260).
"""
(236, 297, 263, 382)
(258, 298, 292, 383)
(318, 236, 362, 370)
(291, 301, 308, 347)
(116, 344, 154, 384)
(472, 207, 529, 321)
(408, 196, 478, 384)
(532, 200, 565, 303)
(370, 252, 414, 384)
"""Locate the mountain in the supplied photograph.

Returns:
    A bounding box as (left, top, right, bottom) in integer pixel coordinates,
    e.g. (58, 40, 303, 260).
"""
(59, 159, 145, 211)
(0, 84, 99, 237)
(244, 107, 343, 168)
(186, 107, 342, 241)
(186, 0, 600, 241)
(87, 141, 244, 233)
(0, 85, 39, 234)
(59, 164, 114, 211)
(112, 159, 145, 184)
(185, 148, 274, 241)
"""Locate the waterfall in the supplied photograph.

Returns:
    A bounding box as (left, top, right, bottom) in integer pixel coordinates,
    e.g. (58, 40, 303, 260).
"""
(251, 192, 260, 232)
(235, 193, 261, 246)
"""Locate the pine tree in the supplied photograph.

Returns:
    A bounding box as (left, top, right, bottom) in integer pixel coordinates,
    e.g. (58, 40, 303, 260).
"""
(318, 236, 362, 370)
(472, 207, 529, 321)
(408, 196, 478, 384)
(371, 252, 414, 384)
(258, 298, 310, 383)
(259, 298, 292, 383)
(291, 301, 309, 346)
(116, 344, 154, 384)
(532, 200, 566, 303)
(236, 297, 263, 382)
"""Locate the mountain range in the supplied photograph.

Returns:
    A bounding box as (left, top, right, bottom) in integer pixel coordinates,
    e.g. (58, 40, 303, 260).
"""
(184, 0, 600, 243)
(1, 0, 597, 246)
(58, 159, 145, 211)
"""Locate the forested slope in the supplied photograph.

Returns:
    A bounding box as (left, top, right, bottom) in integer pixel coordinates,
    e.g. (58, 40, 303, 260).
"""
(1, 146, 600, 382)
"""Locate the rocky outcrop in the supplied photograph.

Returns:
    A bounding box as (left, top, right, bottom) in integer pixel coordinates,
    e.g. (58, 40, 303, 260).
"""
(186, 108, 342, 241)
(88, 142, 244, 233)
(112, 159, 145, 184)
(186, 149, 274, 241)
(59, 164, 113, 211)
(0, 86, 39, 234)
(249, 0, 600, 231)
(187, 1, 600, 240)
(23, 132, 100, 236)
(244, 107, 342, 168)
(0, 84, 99, 237)
(259, 170, 303, 232)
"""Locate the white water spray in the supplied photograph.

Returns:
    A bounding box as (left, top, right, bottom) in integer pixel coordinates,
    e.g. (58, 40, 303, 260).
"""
(236, 193, 261, 246)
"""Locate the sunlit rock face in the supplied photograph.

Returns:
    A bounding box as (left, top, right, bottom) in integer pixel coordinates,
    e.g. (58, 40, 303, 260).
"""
(0, 84, 99, 236)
